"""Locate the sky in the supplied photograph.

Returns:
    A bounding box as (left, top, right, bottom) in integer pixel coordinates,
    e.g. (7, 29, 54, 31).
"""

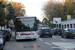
(8, 0, 50, 21)
(8, 0, 64, 21)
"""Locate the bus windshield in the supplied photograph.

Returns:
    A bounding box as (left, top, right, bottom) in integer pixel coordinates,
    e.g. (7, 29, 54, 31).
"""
(15, 17, 37, 32)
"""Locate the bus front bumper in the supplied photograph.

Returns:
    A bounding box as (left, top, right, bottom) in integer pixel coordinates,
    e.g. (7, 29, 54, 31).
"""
(16, 35, 38, 40)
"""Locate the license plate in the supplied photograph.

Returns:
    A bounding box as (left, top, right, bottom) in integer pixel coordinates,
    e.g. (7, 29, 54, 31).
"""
(45, 32, 49, 34)
(25, 37, 30, 39)
(73, 33, 75, 34)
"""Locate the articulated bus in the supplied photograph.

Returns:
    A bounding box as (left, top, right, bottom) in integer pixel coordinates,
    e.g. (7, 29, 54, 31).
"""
(14, 17, 38, 41)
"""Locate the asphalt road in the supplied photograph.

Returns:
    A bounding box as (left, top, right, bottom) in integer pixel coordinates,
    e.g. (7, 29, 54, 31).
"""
(3, 31, 75, 50)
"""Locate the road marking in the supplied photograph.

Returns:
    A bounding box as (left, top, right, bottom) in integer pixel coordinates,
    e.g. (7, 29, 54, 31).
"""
(51, 42, 75, 50)
(38, 38, 43, 41)
(45, 42, 51, 45)
(53, 36, 60, 38)
(53, 36, 57, 38)
(60, 39, 66, 41)
(6, 45, 9, 50)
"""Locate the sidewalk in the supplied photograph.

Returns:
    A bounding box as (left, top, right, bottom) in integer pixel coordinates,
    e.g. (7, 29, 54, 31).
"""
(11, 31, 15, 36)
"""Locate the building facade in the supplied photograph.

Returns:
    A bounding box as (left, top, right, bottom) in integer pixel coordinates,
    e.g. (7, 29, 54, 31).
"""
(61, 19, 75, 30)
(65, 0, 75, 2)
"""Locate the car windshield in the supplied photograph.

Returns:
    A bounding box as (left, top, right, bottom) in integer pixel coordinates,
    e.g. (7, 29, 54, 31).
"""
(55, 29, 61, 31)
(68, 29, 75, 32)
(0, 32, 3, 36)
(1, 30, 7, 33)
(43, 29, 50, 32)
(3, 29, 10, 32)
(44, 25, 49, 27)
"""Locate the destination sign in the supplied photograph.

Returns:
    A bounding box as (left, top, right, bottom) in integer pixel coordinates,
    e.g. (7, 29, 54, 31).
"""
(17, 18, 34, 21)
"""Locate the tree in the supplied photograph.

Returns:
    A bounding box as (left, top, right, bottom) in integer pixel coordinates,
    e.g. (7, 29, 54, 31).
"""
(42, 1, 64, 27)
(63, 0, 75, 19)
(6, 3, 17, 28)
(7, 3, 17, 20)
(11, 1, 26, 17)
(37, 20, 42, 25)
(42, 18, 48, 25)
(0, 7, 6, 26)
(0, 1, 6, 26)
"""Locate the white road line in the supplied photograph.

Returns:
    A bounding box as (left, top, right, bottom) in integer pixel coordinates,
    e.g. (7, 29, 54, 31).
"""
(53, 36, 56, 38)
(60, 39, 66, 41)
(51, 42, 75, 50)
(45, 42, 51, 45)
(6, 45, 9, 50)
(38, 38, 43, 41)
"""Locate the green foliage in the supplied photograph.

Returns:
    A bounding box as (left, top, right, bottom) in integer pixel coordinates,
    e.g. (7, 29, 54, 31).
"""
(42, 1, 75, 26)
(0, 19, 6, 26)
(2, 4, 6, 8)
(42, 18, 48, 25)
(0, 8, 5, 20)
(0, 3, 6, 26)
(0, 2, 2, 7)
(7, 3, 17, 20)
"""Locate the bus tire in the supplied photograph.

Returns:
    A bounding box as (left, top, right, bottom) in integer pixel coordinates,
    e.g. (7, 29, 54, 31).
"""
(50, 35, 52, 38)
(33, 39, 36, 41)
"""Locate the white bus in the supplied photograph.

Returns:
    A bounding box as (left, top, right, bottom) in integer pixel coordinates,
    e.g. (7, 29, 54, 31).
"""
(14, 17, 38, 41)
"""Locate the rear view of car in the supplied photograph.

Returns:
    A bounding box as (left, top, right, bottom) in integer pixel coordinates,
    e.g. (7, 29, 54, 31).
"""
(40, 28, 52, 38)
(62, 28, 75, 38)
(1, 29, 11, 41)
(54, 28, 62, 35)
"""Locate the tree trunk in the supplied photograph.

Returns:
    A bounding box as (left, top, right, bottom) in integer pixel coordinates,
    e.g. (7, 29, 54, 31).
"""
(7, 20, 9, 28)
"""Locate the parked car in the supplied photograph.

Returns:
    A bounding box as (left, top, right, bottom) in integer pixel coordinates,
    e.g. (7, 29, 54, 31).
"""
(0, 29, 12, 41)
(3, 29, 12, 37)
(61, 28, 75, 38)
(54, 28, 62, 35)
(40, 27, 52, 38)
(0, 31, 6, 50)
(43, 25, 49, 27)
(8, 28, 11, 32)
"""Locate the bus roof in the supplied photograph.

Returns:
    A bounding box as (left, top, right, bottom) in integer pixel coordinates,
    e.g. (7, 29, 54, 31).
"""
(16, 17, 36, 19)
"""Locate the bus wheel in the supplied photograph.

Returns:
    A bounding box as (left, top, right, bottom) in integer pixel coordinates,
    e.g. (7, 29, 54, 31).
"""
(33, 39, 36, 41)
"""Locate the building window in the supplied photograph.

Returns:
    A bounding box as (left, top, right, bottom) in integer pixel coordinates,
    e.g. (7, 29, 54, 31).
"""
(67, 24, 69, 28)
(65, 25, 66, 28)
(62, 25, 63, 30)
(74, 24, 75, 28)
(70, 24, 72, 28)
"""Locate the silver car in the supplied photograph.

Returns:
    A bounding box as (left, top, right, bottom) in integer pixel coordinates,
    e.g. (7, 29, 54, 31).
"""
(0, 31, 5, 50)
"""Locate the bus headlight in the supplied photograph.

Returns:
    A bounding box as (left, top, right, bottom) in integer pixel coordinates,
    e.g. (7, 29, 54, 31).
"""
(17, 34, 20, 36)
(34, 33, 36, 35)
